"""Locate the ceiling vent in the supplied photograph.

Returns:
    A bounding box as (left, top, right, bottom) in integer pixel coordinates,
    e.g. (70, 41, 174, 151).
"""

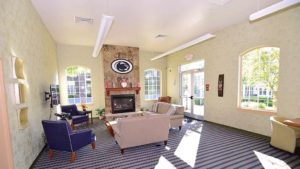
(155, 34, 167, 38)
(208, 0, 231, 5)
(74, 16, 93, 24)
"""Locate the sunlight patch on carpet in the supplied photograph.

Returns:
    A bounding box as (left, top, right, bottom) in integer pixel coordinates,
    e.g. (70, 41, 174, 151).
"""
(254, 151, 291, 169)
(154, 156, 176, 169)
(174, 124, 202, 167)
(165, 146, 171, 151)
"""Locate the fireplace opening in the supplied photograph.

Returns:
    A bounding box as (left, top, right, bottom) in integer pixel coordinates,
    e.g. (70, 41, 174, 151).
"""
(111, 94, 135, 114)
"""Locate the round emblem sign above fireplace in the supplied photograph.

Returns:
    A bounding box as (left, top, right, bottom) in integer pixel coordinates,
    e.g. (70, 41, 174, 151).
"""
(111, 59, 133, 74)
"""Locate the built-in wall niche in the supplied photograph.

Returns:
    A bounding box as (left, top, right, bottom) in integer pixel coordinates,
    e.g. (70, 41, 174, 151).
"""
(13, 57, 25, 79)
(12, 57, 29, 129)
(18, 107, 28, 128)
(14, 83, 27, 104)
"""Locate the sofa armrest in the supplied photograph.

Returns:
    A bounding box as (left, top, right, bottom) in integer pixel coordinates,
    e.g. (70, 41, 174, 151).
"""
(112, 124, 121, 136)
(70, 129, 92, 151)
(172, 105, 184, 115)
(143, 111, 156, 116)
(77, 110, 87, 115)
(170, 114, 184, 120)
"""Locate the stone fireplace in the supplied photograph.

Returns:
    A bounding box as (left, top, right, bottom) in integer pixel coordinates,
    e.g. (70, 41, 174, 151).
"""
(102, 45, 140, 114)
(111, 94, 135, 114)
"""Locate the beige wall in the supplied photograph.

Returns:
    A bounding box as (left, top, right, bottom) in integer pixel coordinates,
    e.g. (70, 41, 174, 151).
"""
(57, 44, 105, 116)
(139, 51, 168, 110)
(0, 0, 58, 168)
(166, 6, 300, 136)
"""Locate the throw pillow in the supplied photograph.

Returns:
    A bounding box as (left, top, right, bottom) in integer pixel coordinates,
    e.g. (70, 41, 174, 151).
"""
(166, 106, 176, 115)
(151, 103, 158, 112)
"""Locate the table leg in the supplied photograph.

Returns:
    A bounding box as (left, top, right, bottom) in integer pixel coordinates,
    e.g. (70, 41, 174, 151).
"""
(90, 112, 93, 124)
(105, 121, 114, 137)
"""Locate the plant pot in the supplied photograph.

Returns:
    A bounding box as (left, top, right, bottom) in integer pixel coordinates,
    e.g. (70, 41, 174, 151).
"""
(99, 116, 104, 120)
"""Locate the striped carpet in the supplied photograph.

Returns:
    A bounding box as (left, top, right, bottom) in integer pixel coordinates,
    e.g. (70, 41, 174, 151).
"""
(32, 118, 300, 169)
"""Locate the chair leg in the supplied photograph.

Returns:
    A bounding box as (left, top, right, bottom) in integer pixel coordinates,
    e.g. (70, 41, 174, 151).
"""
(91, 142, 96, 149)
(48, 149, 54, 159)
(70, 152, 76, 163)
(121, 149, 124, 155)
(179, 126, 182, 131)
(164, 141, 168, 146)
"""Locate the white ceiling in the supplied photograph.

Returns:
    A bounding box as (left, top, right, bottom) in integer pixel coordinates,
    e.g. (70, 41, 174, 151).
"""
(31, 0, 280, 52)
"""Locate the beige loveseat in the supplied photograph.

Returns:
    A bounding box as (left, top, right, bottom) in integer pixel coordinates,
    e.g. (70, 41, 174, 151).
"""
(270, 116, 300, 153)
(112, 114, 170, 154)
(145, 102, 184, 130)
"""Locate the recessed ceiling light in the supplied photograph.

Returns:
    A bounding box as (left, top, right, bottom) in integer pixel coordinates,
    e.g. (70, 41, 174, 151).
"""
(208, 0, 231, 5)
(74, 16, 93, 24)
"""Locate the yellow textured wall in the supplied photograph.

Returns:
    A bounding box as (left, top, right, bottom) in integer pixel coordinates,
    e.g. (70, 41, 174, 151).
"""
(139, 51, 168, 110)
(57, 44, 105, 116)
(0, 0, 58, 168)
(166, 6, 300, 136)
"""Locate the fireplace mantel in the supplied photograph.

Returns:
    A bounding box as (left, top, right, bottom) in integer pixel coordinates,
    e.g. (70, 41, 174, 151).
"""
(105, 87, 141, 96)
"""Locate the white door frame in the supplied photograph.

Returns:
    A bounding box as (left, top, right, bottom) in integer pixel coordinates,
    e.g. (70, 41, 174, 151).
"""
(0, 59, 14, 169)
(179, 68, 204, 119)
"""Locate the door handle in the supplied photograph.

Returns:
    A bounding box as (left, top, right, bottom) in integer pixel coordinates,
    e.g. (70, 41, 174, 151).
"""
(189, 96, 194, 99)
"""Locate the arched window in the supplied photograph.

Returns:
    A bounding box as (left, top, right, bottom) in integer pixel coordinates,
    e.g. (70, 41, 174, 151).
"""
(144, 69, 161, 100)
(239, 47, 280, 111)
(66, 66, 92, 104)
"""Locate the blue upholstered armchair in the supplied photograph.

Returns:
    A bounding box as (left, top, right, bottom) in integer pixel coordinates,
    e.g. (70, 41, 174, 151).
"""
(61, 104, 89, 129)
(42, 120, 96, 162)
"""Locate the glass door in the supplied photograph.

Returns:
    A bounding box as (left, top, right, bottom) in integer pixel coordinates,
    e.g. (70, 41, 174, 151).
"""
(181, 72, 192, 114)
(181, 69, 205, 120)
(193, 71, 205, 118)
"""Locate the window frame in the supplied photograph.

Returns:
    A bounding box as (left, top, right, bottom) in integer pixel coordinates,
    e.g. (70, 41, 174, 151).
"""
(65, 66, 93, 105)
(238, 47, 279, 114)
(144, 68, 161, 101)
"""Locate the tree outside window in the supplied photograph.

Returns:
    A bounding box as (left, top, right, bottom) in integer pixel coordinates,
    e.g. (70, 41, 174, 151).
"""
(66, 66, 92, 104)
(240, 47, 280, 111)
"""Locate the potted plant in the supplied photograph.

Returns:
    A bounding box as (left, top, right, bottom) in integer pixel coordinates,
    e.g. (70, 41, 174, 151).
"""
(95, 108, 105, 120)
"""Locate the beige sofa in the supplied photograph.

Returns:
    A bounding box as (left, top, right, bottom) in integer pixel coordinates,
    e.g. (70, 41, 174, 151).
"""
(112, 114, 170, 154)
(270, 116, 300, 153)
(145, 102, 184, 130)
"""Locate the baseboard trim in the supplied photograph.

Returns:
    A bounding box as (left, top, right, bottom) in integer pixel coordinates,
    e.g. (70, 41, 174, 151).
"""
(29, 144, 47, 169)
(184, 115, 203, 121)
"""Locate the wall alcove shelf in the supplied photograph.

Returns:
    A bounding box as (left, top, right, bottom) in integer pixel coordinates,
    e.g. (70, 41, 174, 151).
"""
(12, 57, 29, 129)
(106, 87, 141, 96)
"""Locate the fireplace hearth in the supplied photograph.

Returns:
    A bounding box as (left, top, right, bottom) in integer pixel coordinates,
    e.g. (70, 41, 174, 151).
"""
(111, 94, 135, 114)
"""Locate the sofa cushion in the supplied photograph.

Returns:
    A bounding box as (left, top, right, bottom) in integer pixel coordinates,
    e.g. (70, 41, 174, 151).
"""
(157, 102, 171, 114)
(166, 106, 176, 115)
(151, 102, 158, 112)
